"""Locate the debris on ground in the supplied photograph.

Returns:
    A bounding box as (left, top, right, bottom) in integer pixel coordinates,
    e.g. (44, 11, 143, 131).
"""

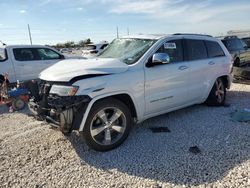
(230, 109, 250, 122)
(189, 146, 201, 154)
(149, 126, 170, 133)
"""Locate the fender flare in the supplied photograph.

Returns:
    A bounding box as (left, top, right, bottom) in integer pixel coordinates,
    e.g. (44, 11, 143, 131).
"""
(78, 91, 139, 132)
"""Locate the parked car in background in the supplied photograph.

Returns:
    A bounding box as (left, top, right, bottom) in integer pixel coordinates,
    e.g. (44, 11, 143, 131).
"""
(60, 48, 73, 54)
(0, 45, 65, 83)
(82, 42, 109, 58)
(29, 33, 233, 151)
(219, 36, 250, 67)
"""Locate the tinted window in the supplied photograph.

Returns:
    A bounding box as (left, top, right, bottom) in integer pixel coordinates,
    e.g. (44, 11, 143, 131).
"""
(13, 48, 39, 61)
(222, 38, 244, 51)
(37, 48, 60, 60)
(156, 40, 183, 63)
(205, 41, 225, 58)
(100, 44, 108, 50)
(185, 39, 207, 61)
(0, 48, 7, 61)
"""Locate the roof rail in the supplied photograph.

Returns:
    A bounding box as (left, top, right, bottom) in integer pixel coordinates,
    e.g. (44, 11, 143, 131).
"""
(173, 33, 212, 37)
(224, 35, 238, 39)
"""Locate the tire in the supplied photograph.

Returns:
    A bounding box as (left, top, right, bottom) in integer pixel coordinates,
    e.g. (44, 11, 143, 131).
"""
(234, 58, 240, 67)
(12, 98, 26, 111)
(83, 98, 132, 151)
(205, 78, 226, 106)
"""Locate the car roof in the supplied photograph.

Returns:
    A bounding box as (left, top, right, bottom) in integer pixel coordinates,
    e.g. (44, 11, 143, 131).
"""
(121, 34, 168, 40)
(5, 45, 53, 48)
(120, 33, 215, 40)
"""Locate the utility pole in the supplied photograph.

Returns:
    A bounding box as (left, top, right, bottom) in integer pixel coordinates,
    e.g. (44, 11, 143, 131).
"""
(127, 27, 130, 35)
(116, 26, 119, 38)
(27, 24, 33, 45)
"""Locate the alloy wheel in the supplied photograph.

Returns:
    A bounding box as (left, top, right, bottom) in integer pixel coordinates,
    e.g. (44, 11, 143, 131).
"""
(90, 107, 126, 146)
(215, 79, 225, 103)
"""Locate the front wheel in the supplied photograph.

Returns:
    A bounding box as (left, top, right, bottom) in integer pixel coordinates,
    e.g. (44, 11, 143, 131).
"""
(205, 78, 226, 106)
(83, 98, 132, 151)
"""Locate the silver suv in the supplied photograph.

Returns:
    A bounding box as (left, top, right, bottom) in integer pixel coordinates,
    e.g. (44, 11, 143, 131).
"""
(29, 33, 233, 151)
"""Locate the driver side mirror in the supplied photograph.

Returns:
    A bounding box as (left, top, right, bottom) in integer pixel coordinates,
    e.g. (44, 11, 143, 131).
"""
(152, 53, 170, 64)
(146, 53, 170, 67)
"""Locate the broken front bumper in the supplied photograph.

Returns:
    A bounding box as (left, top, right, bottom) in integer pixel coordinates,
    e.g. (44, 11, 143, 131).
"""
(28, 95, 91, 131)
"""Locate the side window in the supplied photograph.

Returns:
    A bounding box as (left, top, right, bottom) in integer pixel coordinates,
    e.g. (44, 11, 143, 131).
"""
(156, 40, 183, 63)
(205, 41, 225, 58)
(100, 44, 108, 50)
(37, 48, 61, 60)
(185, 39, 207, 61)
(13, 48, 38, 61)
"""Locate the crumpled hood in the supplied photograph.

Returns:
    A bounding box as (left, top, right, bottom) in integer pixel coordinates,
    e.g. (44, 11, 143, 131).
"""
(39, 58, 128, 82)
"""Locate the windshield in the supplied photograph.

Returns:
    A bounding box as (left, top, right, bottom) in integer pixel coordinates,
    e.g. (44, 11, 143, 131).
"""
(97, 38, 156, 65)
(0, 48, 7, 61)
(222, 39, 244, 51)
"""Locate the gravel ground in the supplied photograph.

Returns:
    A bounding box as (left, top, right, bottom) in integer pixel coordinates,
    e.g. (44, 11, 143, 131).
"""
(0, 83, 250, 188)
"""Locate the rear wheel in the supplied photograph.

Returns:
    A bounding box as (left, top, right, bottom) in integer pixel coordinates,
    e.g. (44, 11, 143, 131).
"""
(83, 98, 132, 151)
(206, 78, 226, 106)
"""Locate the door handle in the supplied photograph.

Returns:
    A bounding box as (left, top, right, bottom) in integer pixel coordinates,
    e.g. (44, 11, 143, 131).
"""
(208, 61, 215, 65)
(178, 65, 188, 70)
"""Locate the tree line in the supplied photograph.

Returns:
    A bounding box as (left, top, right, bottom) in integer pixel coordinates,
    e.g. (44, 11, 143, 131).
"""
(52, 38, 92, 49)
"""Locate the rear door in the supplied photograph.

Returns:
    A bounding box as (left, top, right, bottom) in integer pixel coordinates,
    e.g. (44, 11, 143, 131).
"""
(144, 39, 190, 114)
(183, 39, 210, 102)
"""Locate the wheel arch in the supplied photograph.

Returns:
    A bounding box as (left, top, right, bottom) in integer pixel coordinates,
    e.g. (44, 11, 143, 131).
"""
(203, 74, 231, 102)
(79, 91, 138, 132)
(219, 75, 231, 89)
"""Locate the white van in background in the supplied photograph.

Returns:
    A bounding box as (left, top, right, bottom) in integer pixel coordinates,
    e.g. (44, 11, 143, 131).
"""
(82, 42, 109, 58)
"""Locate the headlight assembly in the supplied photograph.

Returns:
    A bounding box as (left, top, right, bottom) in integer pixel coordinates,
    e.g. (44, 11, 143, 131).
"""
(49, 85, 79, 96)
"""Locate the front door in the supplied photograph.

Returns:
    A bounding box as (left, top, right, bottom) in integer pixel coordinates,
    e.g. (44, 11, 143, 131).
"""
(144, 39, 190, 115)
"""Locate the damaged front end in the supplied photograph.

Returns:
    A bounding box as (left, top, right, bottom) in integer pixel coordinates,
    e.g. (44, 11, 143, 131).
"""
(28, 80, 90, 134)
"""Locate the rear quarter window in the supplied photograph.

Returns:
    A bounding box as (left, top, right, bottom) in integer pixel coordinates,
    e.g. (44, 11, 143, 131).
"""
(205, 41, 225, 58)
(13, 48, 39, 61)
(185, 39, 207, 61)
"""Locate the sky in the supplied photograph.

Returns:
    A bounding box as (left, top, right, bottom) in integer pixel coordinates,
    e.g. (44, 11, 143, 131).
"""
(0, 0, 250, 45)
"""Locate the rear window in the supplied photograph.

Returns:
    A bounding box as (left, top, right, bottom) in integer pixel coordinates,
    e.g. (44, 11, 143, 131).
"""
(185, 39, 207, 61)
(13, 48, 39, 61)
(205, 41, 225, 58)
(0, 48, 7, 61)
